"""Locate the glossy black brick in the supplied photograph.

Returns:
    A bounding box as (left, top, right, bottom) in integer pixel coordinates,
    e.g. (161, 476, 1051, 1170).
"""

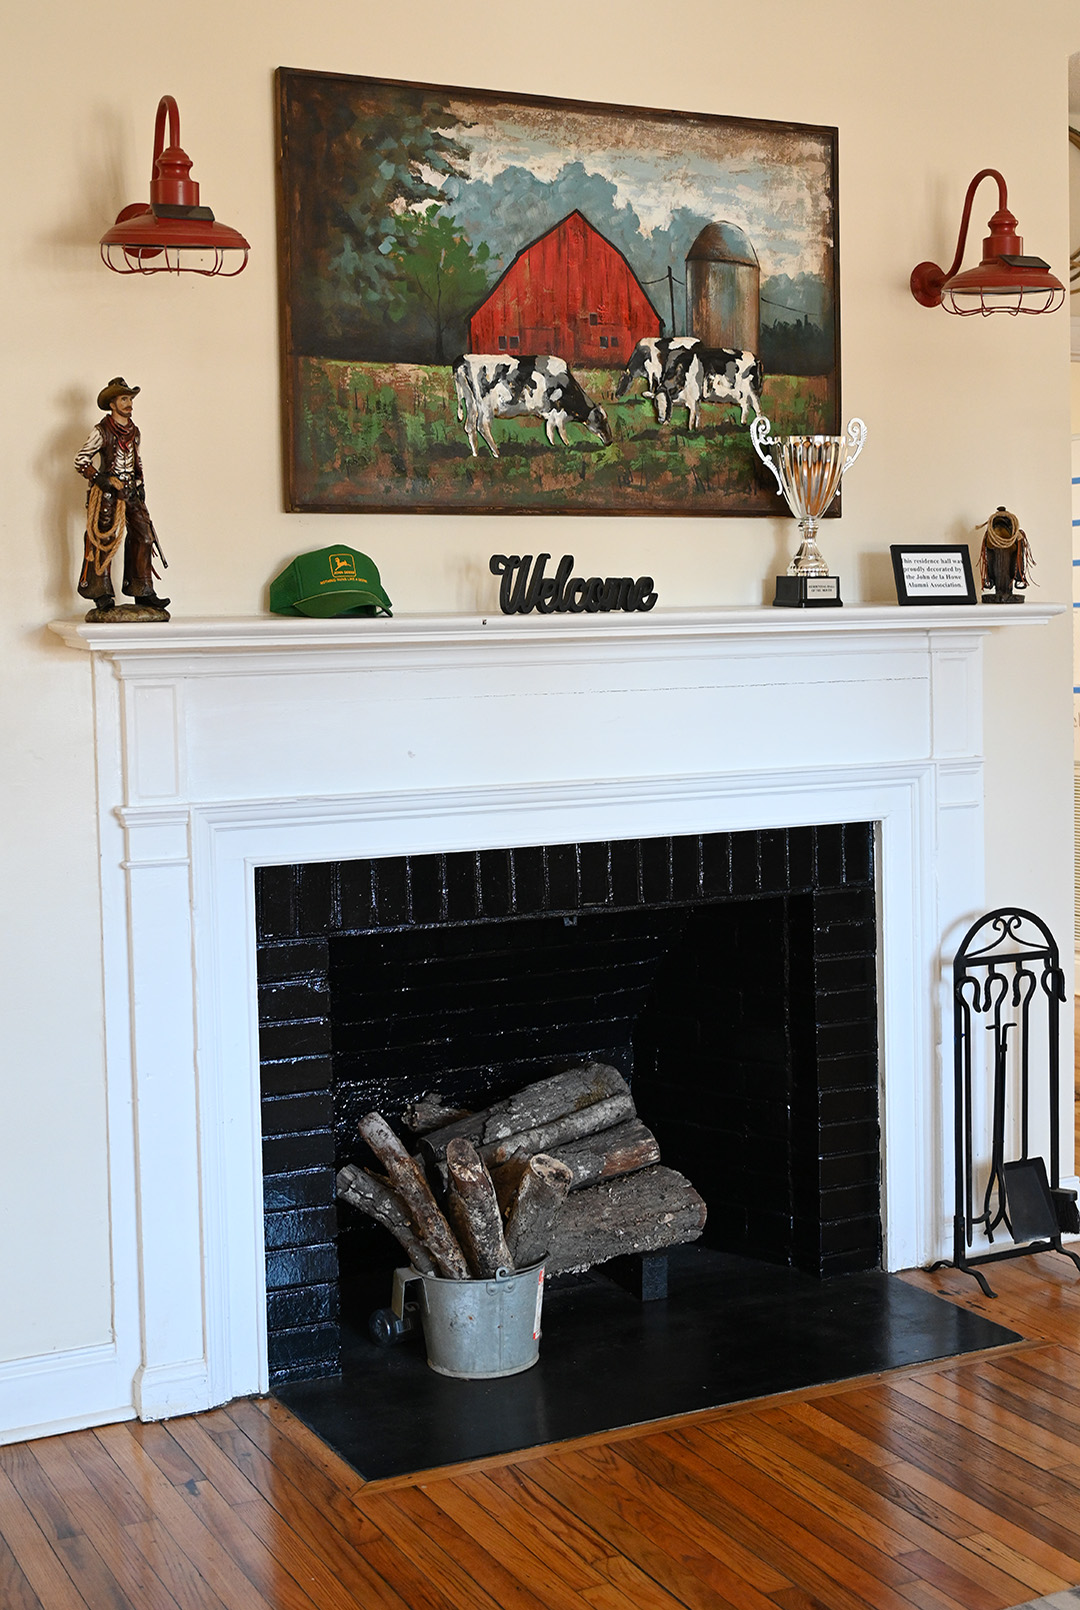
(609, 838, 642, 907)
(579, 840, 612, 908)
(824, 1236, 882, 1275)
(817, 1053, 879, 1091)
(262, 1130, 335, 1174)
(266, 1282, 338, 1331)
(819, 1118, 880, 1156)
(815, 953, 877, 994)
(257, 938, 328, 983)
(700, 833, 732, 897)
(819, 1151, 880, 1191)
(816, 1019, 878, 1059)
(264, 1207, 338, 1251)
(758, 830, 788, 893)
(813, 920, 876, 959)
(260, 1055, 334, 1099)
(670, 835, 702, 903)
(373, 856, 411, 926)
(264, 1168, 335, 1212)
(297, 862, 336, 936)
(478, 849, 513, 918)
(814, 887, 876, 926)
(510, 846, 545, 914)
(266, 1243, 338, 1291)
(842, 823, 874, 885)
(818, 1086, 879, 1126)
(813, 825, 845, 887)
(445, 851, 481, 923)
(730, 832, 761, 896)
(641, 838, 673, 905)
(407, 853, 447, 926)
(258, 978, 329, 1025)
(257, 866, 298, 939)
(258, 1019, 331, 1062)
(262, 1090, 334, 1136)
(267, 1323, 340, 1375)
(545, 843, 579, 910)
(337, 860, 378, 932)
(786, 828, 815, 889)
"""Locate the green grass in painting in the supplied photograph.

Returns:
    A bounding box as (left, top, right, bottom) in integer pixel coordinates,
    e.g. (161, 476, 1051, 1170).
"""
(292, 359, 833, 512)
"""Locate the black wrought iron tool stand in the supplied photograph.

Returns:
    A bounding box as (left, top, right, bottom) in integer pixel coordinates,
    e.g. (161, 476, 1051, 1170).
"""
(933, 908, 1080, 1297)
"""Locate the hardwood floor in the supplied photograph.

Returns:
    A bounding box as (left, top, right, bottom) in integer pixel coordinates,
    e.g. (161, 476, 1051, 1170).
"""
(2, 1253, 1080, 1610)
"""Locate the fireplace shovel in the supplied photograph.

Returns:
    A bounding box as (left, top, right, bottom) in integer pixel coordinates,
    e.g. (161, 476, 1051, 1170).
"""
(388, 1262, 545, 1379)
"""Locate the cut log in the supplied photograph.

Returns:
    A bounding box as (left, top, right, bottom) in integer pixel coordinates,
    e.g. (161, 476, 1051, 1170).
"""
(535, 1117, 661, 1192)
(402, 1093, 473, 1135)
(445, 1138, 514, 1277)
(543, 1165, 707, 1277)
(479, 1090, 636, 1169)
(335, 1164, 436, 1276)
(419, 1062, 631, 1163)
(356, 1111, 469, 1280)
(503, 1152, 574, 1269)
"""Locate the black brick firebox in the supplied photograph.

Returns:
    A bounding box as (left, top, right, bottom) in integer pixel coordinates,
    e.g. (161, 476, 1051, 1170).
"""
(256, 824, 880, 1384)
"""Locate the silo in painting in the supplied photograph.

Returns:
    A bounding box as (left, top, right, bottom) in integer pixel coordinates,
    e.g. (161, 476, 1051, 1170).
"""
(685, 223, 760, 352)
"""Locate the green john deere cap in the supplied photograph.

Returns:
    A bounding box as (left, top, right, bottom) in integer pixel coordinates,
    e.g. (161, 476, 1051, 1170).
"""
(269, 547, 392, 618)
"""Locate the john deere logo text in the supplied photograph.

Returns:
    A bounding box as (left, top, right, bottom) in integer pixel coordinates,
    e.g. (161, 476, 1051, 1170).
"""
(328, 553, 357, 580)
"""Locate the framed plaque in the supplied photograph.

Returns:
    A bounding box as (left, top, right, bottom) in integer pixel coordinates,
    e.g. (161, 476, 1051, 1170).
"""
(890, 544, 977, 606)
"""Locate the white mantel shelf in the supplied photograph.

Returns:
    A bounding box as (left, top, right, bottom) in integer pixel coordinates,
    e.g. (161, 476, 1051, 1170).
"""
(49, 601, 1066, 659)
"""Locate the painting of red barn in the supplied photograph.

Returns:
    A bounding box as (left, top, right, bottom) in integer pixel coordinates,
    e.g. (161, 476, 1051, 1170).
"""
(277, 69, 840, 515)
(468, 211, 661, 368)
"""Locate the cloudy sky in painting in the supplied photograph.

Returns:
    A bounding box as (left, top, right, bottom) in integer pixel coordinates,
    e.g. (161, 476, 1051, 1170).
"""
(436, 96, 834, 283)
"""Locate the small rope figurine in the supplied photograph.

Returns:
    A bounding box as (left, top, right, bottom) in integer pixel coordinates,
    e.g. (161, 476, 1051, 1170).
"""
(977, 505, 1033, 604)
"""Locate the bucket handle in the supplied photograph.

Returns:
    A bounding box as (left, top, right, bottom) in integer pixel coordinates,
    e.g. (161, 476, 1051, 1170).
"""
(392, 1265, 422, 1320)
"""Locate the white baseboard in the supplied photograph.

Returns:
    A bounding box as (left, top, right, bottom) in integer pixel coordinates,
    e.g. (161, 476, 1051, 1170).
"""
(133, 1358, 210, 1421)
(0, 1341, 134, 1446)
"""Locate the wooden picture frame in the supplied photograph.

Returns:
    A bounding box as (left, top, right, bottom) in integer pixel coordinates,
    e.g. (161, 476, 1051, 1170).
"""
(276, 69, 840, 517)
(890, 544, 977, 606)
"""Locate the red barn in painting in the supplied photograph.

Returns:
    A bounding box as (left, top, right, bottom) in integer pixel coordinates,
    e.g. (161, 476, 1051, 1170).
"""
(468, 211, 661, 368)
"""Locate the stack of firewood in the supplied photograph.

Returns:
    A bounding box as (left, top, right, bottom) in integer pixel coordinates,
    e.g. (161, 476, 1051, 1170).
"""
(335, 1062, 706, 1280)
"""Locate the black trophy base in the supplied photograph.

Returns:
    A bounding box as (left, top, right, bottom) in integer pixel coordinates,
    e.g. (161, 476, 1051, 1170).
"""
(981, 591, 1025, 605)
(773, 574, 842, 608)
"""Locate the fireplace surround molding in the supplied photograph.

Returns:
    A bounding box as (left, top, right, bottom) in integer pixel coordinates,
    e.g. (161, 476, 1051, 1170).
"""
(23, 601, 1065, 1443)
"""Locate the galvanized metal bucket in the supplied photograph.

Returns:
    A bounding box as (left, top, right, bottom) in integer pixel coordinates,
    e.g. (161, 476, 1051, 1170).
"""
(392, 1262, 545, 1379)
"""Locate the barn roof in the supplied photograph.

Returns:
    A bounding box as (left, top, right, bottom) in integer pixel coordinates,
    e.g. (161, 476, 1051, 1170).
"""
(470, 209, 661, 325)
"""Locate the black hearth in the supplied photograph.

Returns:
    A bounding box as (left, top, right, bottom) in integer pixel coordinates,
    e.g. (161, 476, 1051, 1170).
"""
(257, 824, 881, 1387)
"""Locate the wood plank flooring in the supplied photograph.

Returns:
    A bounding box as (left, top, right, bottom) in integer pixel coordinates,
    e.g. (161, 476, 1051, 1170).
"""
(2, 1253, 1079, 1610)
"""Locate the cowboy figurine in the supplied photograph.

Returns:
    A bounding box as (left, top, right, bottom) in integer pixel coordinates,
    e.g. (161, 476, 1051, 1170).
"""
(75, 377, 169, 620)
(978, 505, 1032, 605)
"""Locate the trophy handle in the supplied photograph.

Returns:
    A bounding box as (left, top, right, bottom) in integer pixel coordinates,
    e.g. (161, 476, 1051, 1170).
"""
(750, 416, 785, 497)
(840, 418, 867, 477)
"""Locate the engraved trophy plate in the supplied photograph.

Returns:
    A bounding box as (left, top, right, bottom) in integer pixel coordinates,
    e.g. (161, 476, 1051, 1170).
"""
(751, 417, 866, 608)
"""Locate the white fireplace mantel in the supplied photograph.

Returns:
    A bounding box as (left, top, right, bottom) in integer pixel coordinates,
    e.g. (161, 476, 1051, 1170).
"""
(24, 601, 1064, 1442)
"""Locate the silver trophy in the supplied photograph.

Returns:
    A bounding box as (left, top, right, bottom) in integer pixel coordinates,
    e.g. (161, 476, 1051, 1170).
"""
(751, 416, 867, 607)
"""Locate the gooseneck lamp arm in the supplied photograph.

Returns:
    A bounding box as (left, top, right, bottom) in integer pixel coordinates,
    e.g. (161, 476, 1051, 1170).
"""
(910, 169, 1064, 316)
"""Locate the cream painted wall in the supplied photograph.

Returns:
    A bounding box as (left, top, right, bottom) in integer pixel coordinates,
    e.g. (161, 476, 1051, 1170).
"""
(0, 0, 1075, 1369)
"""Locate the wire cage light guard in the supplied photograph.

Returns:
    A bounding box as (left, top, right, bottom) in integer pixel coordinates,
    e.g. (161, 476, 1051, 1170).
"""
(933, 908, 1080, 1297)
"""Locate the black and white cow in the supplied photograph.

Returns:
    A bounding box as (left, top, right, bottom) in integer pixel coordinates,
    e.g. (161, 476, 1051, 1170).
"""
(614, 336, 700, 405)
(452, 354, 612, 459)
(657, 345, 764, 429)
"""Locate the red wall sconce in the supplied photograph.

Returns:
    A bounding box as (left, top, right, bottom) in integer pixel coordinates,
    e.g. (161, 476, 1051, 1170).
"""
(100, 96, 249, 276)
(910, 169, 1064, 316)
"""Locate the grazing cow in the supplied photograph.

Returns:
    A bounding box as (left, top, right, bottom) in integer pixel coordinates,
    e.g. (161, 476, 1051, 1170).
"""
(657, 345, 764, 429)
(614, 336, 700, 404)
(452, 354, 612, 459)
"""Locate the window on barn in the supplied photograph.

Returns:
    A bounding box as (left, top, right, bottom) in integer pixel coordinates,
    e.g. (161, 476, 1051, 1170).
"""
(498, 336, 507, 349)
(509, 336, 519, 348)
(599, 336, 609, 348)
(589, 313, 598, 326)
